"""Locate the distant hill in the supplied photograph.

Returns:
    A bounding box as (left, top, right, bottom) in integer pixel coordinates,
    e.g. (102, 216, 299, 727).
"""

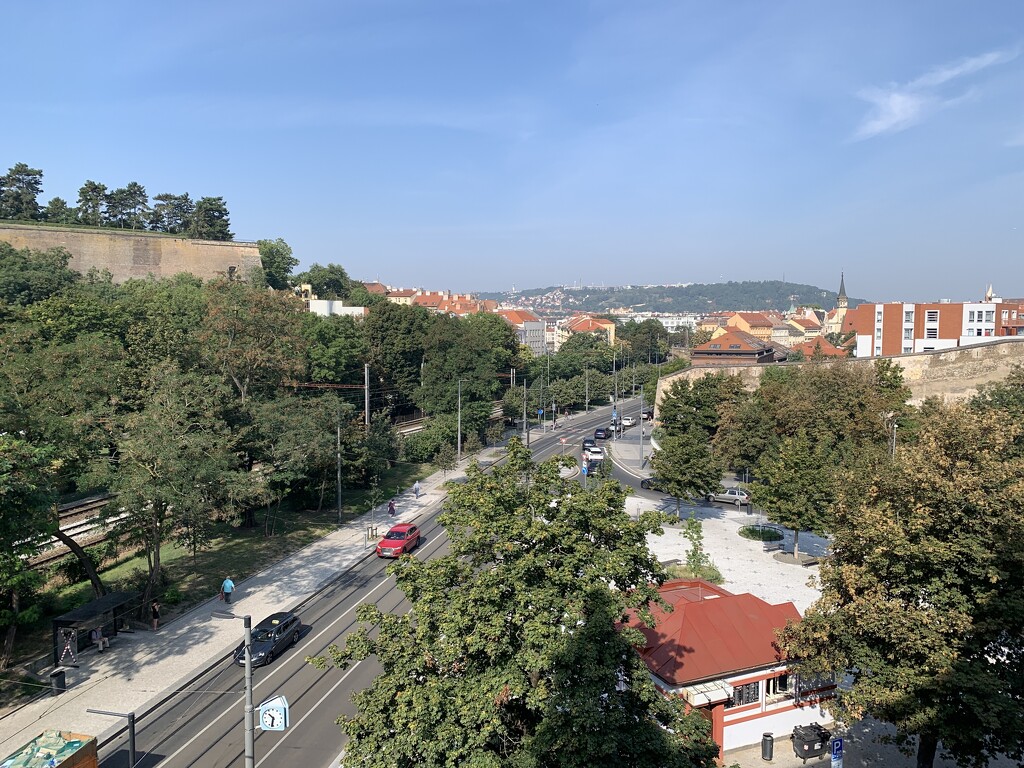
(477, 281, 869, 314)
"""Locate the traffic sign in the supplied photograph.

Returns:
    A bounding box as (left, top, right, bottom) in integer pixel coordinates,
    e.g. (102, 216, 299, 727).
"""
(560, 437, 567, 444)
(581, 464, 588, 475)
(538, 409, 544, 416)
(612, 409, 618, 419)
(831, 737, 843, 768)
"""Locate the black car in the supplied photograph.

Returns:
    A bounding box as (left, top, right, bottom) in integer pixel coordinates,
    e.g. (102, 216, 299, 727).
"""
(594, 427, 610, 440)
(234, 611, 301, 667)
(582, 437, 596, 449)
(639, 477, 664, 491)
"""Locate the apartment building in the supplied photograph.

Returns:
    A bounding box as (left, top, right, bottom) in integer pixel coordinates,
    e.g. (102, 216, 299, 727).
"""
(497, 309, 547, 357)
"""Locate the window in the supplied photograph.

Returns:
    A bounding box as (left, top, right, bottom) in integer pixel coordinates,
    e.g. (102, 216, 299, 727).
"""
(875, 311, 883, 322)
(728, 681, 760, 708)
(903, 346, 912, 354)
(1002, 310, 1009, 320)
(969, 311, 975, 322)
(904, 310, 914, 323)
(903, 328, 912, 339)
(966, 328, 974, 337)
(926, 328, 938, 339)
(926, 310, 939, 323)
(874, 346, 881, 355)
(728, 344, 741, 349)
(985, 311, 995, 322)
(709, 343, 721, 349)
(795, 673, 835, 703)
(765, 674, 791, 701)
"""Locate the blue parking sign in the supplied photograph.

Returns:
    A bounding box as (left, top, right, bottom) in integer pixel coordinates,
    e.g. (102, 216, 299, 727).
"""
(831, 737, 843, 765)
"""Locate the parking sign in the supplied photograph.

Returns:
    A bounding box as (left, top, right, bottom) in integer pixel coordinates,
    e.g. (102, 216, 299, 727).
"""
(831, 737, 843, 768)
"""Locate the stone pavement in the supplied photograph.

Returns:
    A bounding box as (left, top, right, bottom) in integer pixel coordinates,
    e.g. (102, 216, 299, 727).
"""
(0, 448, 504, 758)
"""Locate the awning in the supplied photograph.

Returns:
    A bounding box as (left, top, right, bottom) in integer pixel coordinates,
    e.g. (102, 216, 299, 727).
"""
(681, 680, 733, 707)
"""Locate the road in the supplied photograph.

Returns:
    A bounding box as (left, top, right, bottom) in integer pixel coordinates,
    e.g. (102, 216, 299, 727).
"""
(98, 399, 644, 768)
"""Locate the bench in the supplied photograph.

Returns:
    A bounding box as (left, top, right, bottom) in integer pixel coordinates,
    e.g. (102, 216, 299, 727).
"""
(763, 541, 783, 553)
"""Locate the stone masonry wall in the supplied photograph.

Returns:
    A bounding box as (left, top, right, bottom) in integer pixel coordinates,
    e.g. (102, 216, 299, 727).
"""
(0, 223, 262, 284)
(655, 338, 1024, 409)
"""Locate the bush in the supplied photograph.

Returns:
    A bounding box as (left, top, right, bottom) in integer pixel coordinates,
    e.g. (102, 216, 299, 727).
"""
(739, 525, 784, 542)
(666, 563, 725, 585)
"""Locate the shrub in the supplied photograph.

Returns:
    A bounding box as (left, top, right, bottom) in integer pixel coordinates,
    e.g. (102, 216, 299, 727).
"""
(739, 525, 783, 542)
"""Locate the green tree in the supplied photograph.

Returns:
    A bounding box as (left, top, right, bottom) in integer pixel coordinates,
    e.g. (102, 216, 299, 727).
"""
(0, 242, 78, 306)
(0, 163, 44, 220)
(187, 196, 233, 240)
(149, 192, 194, 233)
(42, 196, 76, 224)
(295, 263, 352, 300)
(749, 430, 834, 560)
(303, 313, 368, 385)
(104, 182, 149, 229)
(312, 439, 719, 767)
(650, 426, 723, 516)
(0, 436, 59, 668)
(780, 403, 1024, 768)
(658, 372, 743, 440)
(431, 440, 457, 476)
(76, 180, 107, 226)
(258, 238, 298, 290)
(364, 302, 430, 415)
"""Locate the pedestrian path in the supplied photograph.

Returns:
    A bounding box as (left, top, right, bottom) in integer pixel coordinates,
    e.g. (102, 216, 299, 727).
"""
(0, 448, 503, 758)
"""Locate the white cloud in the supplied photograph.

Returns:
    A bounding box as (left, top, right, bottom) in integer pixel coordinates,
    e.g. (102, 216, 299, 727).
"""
(853, 49, 1018, 141)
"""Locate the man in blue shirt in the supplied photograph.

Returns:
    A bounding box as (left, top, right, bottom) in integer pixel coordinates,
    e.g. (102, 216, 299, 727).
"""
(221, 577, 235, 604)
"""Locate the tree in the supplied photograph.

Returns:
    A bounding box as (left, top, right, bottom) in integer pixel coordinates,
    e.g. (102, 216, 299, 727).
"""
(364, 302, 430, 415)
(650, 426, 723, 516)
(303, 313, 368, 385)
(0, 436, 59, 668)
(258, 238, 298, 290)
(295, 263, 352, 300)
(780, 403, 1024, 768)
(103, 182, 149, 229)
(0, 163, 44, 220)
(187, 196, 233, 240)
(657, 373, 743, 440)
(0, 242, 79, 306)
(312, 440, 719, 767)
(76, 180, 107, 226)
(149, 192, 194, 233)
(42, 196, 76, 224)
(749, 430, 834, 560)
(431, 441, 456, 476)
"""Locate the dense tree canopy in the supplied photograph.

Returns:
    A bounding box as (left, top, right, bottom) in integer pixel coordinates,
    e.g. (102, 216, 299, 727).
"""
(313, 440, 720, 767)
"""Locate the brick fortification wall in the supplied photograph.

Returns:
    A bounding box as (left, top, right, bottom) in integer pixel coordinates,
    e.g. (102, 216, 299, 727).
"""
(656, 338, 1024, 409)
(0, 223, 262, 283)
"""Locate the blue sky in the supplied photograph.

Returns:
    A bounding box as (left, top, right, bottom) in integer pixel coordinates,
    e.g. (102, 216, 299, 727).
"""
(6, 1, 1024, 302)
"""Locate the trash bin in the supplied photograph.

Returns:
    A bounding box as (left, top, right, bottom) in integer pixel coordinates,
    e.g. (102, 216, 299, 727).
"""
(761, 732, 774, 761)
(49, 668, 66, 697)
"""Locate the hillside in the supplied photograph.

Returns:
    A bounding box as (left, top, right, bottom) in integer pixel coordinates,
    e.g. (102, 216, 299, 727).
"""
(477, 280, 868, 314)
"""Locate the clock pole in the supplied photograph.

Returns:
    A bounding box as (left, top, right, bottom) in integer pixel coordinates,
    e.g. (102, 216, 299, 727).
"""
(244, 614, 254, 768)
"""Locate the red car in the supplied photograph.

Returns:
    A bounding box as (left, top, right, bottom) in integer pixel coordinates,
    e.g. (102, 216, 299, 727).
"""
(376, 523, 421, 558)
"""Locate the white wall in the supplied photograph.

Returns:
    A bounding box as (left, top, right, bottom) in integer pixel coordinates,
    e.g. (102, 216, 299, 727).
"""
(723, 700, 832, 750)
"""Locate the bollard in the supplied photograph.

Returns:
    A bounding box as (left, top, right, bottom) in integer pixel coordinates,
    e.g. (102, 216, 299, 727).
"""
(761, 732, 774, 761)
(49, 668, 66, 697)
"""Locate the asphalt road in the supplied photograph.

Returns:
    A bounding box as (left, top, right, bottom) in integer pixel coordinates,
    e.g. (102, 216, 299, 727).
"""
(98, 400, 640, 768)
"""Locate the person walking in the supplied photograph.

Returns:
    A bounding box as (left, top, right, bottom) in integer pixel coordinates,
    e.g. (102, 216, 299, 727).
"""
(221, 577, 235, 604)
(413, 481, 421, 499)
(151, 600, 160, 631)
(388, 499, 396, 517)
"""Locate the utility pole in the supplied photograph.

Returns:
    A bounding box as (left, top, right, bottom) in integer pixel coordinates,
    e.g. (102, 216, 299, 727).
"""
(457, 379, 463, 464)
(523, 379, 529, 447)
(639, 384, 644, 466)
(364, 364, 370, 427)
(336, 408, 342, 523)
(585, 368, 589, 412)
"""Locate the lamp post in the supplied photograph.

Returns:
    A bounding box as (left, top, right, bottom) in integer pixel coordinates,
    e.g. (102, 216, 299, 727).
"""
(213, 611, 254, 768)
(86, 709, 137, 767)
(457, 379, 464, 464)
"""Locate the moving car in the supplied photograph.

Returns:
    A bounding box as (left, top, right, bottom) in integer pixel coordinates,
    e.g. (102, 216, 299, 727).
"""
(582, 437, 597, 450)
(584, 446, 605, 461)
(706, 486, 751, 506)
(376, 523, 421, 558)
(234, 611, 301, 667)
(621, 415, 636, 427)
(593, 427, 610, 440)
(642, 408, 654, 421)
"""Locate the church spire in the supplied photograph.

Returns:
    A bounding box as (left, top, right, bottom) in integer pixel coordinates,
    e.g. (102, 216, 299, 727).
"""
(837, 272, 848, 309)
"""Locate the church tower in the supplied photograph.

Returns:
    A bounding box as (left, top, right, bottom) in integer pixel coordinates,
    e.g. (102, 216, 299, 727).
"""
(837, 272, 848, 310)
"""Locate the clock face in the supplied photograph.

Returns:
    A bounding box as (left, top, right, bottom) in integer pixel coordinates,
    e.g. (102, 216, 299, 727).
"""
(261, 708, 282, 729)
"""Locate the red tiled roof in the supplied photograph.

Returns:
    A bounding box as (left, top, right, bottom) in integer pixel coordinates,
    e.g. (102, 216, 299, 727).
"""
(789, 338, 847, 358)
(498, 309, 541, 325)
(732, 312, 773, 328)
(623, 580, 800, 686)
(387, 289, 418, 298)
(412, 294, 445, 308)
(362, 281, 388, 295)
(790, 317, 821, 330)
(693, 329, 771, 353)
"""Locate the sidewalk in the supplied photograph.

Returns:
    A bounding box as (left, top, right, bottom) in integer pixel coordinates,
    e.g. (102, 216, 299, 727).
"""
(0, 448, 504, 758)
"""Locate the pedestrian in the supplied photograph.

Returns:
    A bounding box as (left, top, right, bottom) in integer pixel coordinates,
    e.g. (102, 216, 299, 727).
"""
(221, 576, 235, 604)
(413, 480, 421, 499)
(388, 499, 396, 517)
(90, 626, 110, 652)
(151, 600, 160, 631)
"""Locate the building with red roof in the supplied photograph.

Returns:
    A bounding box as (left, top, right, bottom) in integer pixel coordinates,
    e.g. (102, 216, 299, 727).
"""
(788, 337, 848, 359)
(691, 329, 778, 366)
(622, 579, 834, 758)
(726, 312, 774, 342)
(497, 309, 547, 356)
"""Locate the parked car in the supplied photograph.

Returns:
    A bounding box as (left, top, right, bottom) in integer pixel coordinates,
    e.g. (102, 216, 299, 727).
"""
(642, 408, 654, 421)
(706, 486, 751, 506)
(584, 446, 605, 461)
(376, 523, 421, 558)
(621, 415, 637, 427)
(582, 437, 597, 450)
(639, 476, 664, 491)
(594, 427, 610, 440)
(233, 611, 301, 667)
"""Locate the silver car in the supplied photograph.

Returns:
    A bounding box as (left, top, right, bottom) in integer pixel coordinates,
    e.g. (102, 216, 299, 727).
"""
(706, 486, 751, 506)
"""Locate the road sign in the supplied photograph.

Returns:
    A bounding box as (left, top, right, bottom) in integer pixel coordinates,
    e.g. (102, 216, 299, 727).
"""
(612, 409, 618, 419)
(538, 409, 544, 416)
(581, 464, 588, 475)
(831, 737, 844, 768)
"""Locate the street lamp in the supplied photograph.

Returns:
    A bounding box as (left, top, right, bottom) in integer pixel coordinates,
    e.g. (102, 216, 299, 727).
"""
(457, 379, 464, 464)
(86, 709, 137, 767)
(213, 611, 254, 768)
